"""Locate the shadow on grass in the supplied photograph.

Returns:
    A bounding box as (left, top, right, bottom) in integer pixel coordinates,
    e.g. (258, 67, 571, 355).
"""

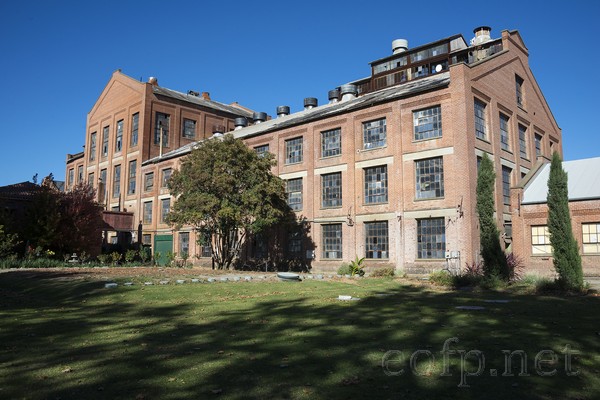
(0, 270, 598, 399)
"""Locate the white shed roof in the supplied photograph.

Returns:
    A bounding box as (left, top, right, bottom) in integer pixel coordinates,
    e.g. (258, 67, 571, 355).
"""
(522, 157, 600, 204)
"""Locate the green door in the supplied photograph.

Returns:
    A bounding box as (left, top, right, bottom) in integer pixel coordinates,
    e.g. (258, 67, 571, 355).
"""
(154, 234, 173, 266)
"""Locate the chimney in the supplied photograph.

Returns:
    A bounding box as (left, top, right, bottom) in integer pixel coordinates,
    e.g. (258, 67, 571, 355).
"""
(148, 77, 158, 86)
(211, 124, 225, 137)
(328, 89, 340, 104)
(276, 106, 290, 118)
(304, 97, 318, 110)
(253, 112, 267, 124)
(471, 26, 492, 46)
(202, 92, 211, 100)
(392, 39, 408, 54)
(234, 117, 248, 130)
(340, 84, 358, 102)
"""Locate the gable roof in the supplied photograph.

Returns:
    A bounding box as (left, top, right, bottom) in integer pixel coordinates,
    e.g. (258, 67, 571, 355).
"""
(0, 181, 42, 201)
(521, 157, 600, 204)
(153, 86, 254, 118)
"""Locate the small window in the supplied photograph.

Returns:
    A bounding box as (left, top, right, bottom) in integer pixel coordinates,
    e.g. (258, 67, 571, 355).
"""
(516, 75, 524, 106)
(115, 120, 124, 153)
(365, 221, 389, 259)
(363, 118, 386, 149)
(77, 165, 83, 183)
(417, 218, 446, 259)
(160, 198, 170, 223)
(89, 132, 97, 161)
(415, 157, 444, 199)
(112, 165, 121, 198)
(182, 118, 196, 139)
(131, 113, 139, 147)
(322, 224, 342, 259)
(254, 144, 269, 157)
(68, 168, 74, 188)
(502, 166, 511, 206)
(128, 160, 137, 195)
(364, 165, 388, 204)
(499, 113, 510, 151)
(200, 231, 212, 257)
(179, 232, 190, 256)
(99, 169, 107, 203)
(88, 172, 94, 185)
(143, 201, 152, 224)
(321, 128, 341, 157)
(102, 126, 109, 157)
(154, 112, 170, 147)
(142, 234, 152, 245)
(474, 99, 487, 140)
(144, 172, 154, 192)
(582, 223, 600, 254)
(413, 106, 442, 141)
(285, 137, 303, 164)
(161, 168, 172, 188)
(519, 124, 528, 159)
(286, 178, 303, 211)
(322, 172, 342, 208)
(535, 134, 542, 157)
(287, 231, 303, 256)
(531, 225, 551, 255)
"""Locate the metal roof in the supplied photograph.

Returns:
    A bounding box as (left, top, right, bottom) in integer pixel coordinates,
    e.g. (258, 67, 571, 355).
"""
(143, 72, 450, 166)
(522, 157, 600, 204)
(153, 86, 253, 118)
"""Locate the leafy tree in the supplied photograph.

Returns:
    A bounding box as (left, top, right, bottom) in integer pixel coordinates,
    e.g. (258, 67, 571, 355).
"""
(476, 153, 509, 280)
(0, 225, 20, 258)
(167, 135, 289, 269)
(546, 152, 583, 290)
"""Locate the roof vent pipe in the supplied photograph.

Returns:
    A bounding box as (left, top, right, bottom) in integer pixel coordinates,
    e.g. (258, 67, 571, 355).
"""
(304, 97, 318, 110)
(212, 125, 225, 135)
(148, 77, 158, 86)
(276, 106, 290, 117)
(253, 112, 267, 124)
(234, 117, 248, 130)
(328, 89, 340, 104)
(392, 39, 408, 54)
(471, 26, 492, 46)
(340, 84, 358, 102)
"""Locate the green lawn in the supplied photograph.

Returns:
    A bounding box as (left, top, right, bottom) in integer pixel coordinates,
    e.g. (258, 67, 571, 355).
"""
(0, 270, 598, 399)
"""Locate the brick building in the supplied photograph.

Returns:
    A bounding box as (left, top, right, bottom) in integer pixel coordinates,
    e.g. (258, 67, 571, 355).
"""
(67, 27, 566, 272)
(511, 157, 600, 277)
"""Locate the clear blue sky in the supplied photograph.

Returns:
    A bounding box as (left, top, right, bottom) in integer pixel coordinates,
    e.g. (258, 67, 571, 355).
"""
(1, 0, 599, 186)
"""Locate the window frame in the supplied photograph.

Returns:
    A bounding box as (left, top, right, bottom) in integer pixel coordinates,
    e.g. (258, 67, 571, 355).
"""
(161, 168, 172, 188)
(131, 113, 139, 147)
(321, 128, 341, 158)
(143, 201, 153, 224)
(285, 178, 303, 211)
(179, 232, 190, 256)
(531, 225, 552, 255)
(102, 126, 109, 157)
(112, 164, 121, 199)
(499, 113, 510, 151)
(415, 157, 444, 200)
(417, 218, 446, 259)
(127, 160, 137, 195)
(362, 118, 387, 149)
(154, 112, 170, 147)
(502, 165, 511, 206)
(474, 99, 487, 140)
(115, 119, 124, 153)
(516, 75, 524, 107)
(364, 165, 388, 204)
(182, 118, 196, 139)
(322, 224, 342, 259)
(89, 132, 97, 161)
(285, 137, 303, 165)
(365, 221, 389, 259)
(321, 172, 342, 208)
(582, 223, 600, 254)
(254, 144, 269, 157)
(413, 105, 442, 141)
(519, 124, 528, 159)
(160, 198, 170, 224)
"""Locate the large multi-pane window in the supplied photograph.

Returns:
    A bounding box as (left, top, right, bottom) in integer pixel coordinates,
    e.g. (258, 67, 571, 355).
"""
(77, 165, 83, 183)
(287, 231, 302, 256)
(535, 134, 542, 157)
(112, 165, 121, 198)
(160, 198, 170, 223)
(322, 224, 342, 259)
(321, 128, 341, 157)
(516, 75, 524, 106)
(254, 144, 269, 156)
(363, 118, 386, 149)
(182, 118, 196, 139)
(365, 221, 389, 259)
(531, 225, 551, 255)
(364, 165, 388, 204)
(582, 223, 600, 254)
(161, 168, 172, 188)
(417, 218, 446, 259)
(143, 201, 152, 224)
(285, 137, 303, 164)
(200, 231, 212, 257)
(99, 169, 107, 203)
(89, 132, 97, 161)
(286, 178, 303, 211)
(413, 106, 442, 140)
(68, 168, 74, 188)
(500, 113, 510, 151)
(88, 172, 94, 185)
(154, 112, 170, 147)
(144, 172, 154, 192)
(131, 113, 139, 147)
(179, 232, 190, 256)
(519, 124, 528, 159)
(115, 120, 123, 153)
(102, 126, 109, 157)
(322, 172, 342, 208)
(474, 99, 487, 140)
(127, 160, 136, 195)
(502, 166, 512, 206)
(415, 157, 444, 199)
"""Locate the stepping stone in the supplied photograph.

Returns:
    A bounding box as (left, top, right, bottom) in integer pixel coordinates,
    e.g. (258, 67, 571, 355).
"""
(338, 295, 361, 301)
(207, 278, 215, 283)
(316, 274, 324, 280)
(159, 280, 169, 285)
(176, 280, 185, 284)
(244, 276, 252, 281)
(277, 272, 301, 281)
(104, 283, 118, 289)
(191, 279, 200, 283)
(233, 276, 241, 282)
(219, 277, 228, 282)
(144, 282, 153, 286)
(123, 282, 134, 286)
(455, 306, 486, 310)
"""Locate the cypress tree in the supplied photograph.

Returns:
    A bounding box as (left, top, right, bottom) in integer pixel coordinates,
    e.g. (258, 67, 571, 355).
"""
(476, 153, 509, 280)
(546, 152, 583, 290)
